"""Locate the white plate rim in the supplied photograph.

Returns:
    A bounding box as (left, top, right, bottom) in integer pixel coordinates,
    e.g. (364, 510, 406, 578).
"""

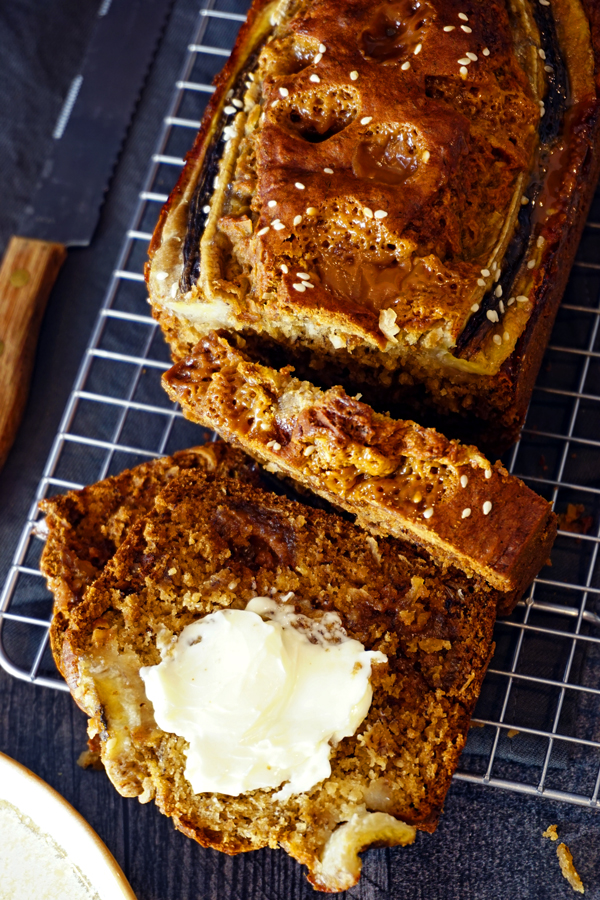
(0, 750, 137, 900)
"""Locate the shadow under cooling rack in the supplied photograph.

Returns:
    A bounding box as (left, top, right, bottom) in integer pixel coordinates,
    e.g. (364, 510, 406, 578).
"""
(2, 0, 600, 812)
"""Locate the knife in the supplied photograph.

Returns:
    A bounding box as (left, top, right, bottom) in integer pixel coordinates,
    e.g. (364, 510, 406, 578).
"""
(0, 0, 174, 471)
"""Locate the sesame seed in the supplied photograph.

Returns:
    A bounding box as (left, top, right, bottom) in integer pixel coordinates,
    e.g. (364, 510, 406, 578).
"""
(268, 200, 277, 208)
(460, 475, 469, 488)
(516, 295, 528, 303)
(295, 182, 305, 190)
(481, 268, 490, 277)
(545, 64, 554, 73)
(401, 61, 411, 70)
(374, 209, 388, 219)
(202, 205, 210, 213)
(487, 310, 499, 323)
(304, 445, 316, 456)
(414, 43, 422, 55)
(271, 99, 279, 107)
(413, 491, 422, 503)
(494, 268, 501, 282)
(539, 48, 546, 59)
(443, 25, 455, 31)
(460, 66, 468, 78)
(527, 259, 536, 269)
(466, 52, 478, 61)
(423, 508, 434, 519)
(324, 167, 334, 174)
(493, 334, 502, 345)
(156, 271, 168, 280)
(279, 87, 289, 97)
(350, 70, 359, 80)
(482, 47, 490, 56)
(499, 300, 505, 314)
(507, 297, 515, 306)
(319, 43, 326, 53)
(471, 303, 480, 312)
(422, 150, 430, 163)
(297, 273, 311, 280)
(224, 105, 236, 114)
(537, 235, 545, 248)
(462, 508, 472, 519)
(363, 208, 374, 218)
(232, 99, 243, 109)
(293, 215, 303, 226)
(280, 264, 289, 274)
(306, 207, 318, 215)
(272, 442, 281, 451)
(495, 285, 503, 297)
(458, 12, 469, 20)
(461, 24, 472, 32)
(314, 52, 323, 64)
(503, 331, 510, 341)
(477, 278, 486, 287)
(310, 74, 321, 83)
(485, 468, 492, 479)
(248, 73, 255, 81)
(361, 116, 373, 125)
(305, 281, 315, 288)
(521, 196, 529, 205)
(293, 283, 306, 292)
(458, 57, 471, 65)
(491, 261, 498, 270)
(257, 226, 270, 236)
(272, 221, 285, 231)
(483, 501, 493, 515)
(245, 81, 252, 89)
(539, 0, 550, 5)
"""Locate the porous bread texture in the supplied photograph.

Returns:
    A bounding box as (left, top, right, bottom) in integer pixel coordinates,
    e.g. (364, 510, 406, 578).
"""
(162, 332, 557, 611)
(40, 442, 258, 677)
(147, 0, 600, 448)
(61, 471, 497, 892)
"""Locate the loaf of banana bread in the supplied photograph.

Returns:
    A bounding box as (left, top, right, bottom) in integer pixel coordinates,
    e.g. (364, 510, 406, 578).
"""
(58, 470, 498, 891)
(147, 0, 600, 449)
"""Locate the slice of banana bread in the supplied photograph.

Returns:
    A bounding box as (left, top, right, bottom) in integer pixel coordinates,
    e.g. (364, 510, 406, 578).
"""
(40, 442, 258, 676)
(162, 332, 557, 613)
(60, 470, 497, 891)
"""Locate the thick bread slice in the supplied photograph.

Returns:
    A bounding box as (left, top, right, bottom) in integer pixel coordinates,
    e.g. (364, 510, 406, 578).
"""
(61, 470, 497, 891)
(162, 333, 557, 612)
(40, 442, 258, 676)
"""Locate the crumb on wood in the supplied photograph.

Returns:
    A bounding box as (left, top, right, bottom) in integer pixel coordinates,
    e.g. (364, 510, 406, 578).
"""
(557, 504, 594, 537)
(556, 843, 585, 894)
(543, 824, 558, 841)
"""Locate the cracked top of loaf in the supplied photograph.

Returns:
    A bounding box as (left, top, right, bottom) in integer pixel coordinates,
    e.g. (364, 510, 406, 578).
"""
(148, 0, 597, 375)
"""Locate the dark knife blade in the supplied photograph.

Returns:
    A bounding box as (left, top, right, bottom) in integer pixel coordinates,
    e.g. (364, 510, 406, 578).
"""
(0, 0, 174, 470)
(20, 0, 174, 246)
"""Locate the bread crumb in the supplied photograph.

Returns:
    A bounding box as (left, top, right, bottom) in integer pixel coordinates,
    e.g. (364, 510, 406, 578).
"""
(543, 824, 558, 841)
(556, 843, 585, 893)
(507, 729, 519, 739)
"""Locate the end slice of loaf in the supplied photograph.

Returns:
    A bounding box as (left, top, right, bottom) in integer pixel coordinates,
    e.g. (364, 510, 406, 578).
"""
(60, 470, 497, 891)
(162, 333, 557, 612)
(40, 442, 258, 676)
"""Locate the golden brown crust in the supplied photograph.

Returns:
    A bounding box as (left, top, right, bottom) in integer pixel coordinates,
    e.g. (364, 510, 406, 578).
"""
(162, 332, 556, 608)
(60, 470, 497, 886)
(147, 0, 600, 450)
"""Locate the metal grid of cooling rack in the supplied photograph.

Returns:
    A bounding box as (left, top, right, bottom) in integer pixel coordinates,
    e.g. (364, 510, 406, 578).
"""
(2, 0, 600, 812)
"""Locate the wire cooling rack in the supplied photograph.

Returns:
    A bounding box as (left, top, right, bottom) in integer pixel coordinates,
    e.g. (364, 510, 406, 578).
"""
(2, 0, 600, 813)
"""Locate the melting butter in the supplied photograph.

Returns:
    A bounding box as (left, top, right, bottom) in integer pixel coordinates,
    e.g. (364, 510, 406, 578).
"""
(140, 597, 386, 800)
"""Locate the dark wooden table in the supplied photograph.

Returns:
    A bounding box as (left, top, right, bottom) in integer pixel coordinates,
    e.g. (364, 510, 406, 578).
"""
(1, 1, 599, 897)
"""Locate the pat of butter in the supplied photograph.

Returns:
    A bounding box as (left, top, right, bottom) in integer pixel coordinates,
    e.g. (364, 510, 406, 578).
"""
(140, 597, 386, 800)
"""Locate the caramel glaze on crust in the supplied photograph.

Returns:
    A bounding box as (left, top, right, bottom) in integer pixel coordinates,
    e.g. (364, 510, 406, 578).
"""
(40, 443, 258, 679)
(62, 471, 497, 889)
(147, 0, 600, 450)
(162, 333, 557, 612)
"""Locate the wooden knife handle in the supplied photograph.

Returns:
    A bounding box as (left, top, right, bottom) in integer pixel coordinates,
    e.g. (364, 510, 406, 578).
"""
(0, 236, 67, 471)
